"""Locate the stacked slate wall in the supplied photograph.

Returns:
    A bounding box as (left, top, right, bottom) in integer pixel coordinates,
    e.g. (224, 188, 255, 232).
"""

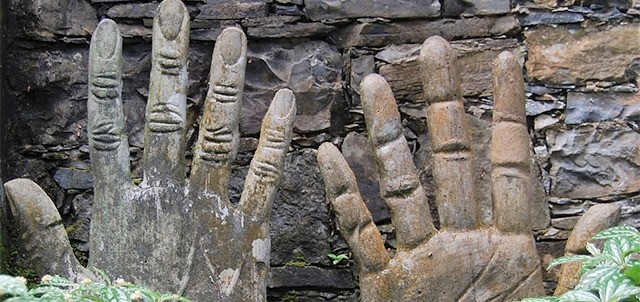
(2, 0, 640, 300)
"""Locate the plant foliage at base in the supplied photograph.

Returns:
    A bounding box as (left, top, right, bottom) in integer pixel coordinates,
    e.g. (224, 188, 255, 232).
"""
(521, 225, 640, 302)
(0, 269, 191, 302)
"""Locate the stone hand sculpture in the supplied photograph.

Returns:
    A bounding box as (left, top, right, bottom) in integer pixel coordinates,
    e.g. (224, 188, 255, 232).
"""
(4, 0, 296, 301)
(318, 36, 544, 301)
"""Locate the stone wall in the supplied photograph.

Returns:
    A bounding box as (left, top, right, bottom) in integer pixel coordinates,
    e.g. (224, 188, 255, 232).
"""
(2, 0, 640, 300)
(0, 0, 6, 269)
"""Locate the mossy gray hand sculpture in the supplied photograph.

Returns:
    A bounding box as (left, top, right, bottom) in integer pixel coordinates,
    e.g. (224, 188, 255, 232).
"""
(4, 0, 296, 300)
(318, 36, 544, 301)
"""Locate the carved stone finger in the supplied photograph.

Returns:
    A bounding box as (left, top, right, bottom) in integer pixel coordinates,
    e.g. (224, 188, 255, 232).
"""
(555, 203, 621, 295)
(4, 179, 95, 282)
(361, 74, 434, 249)
(239, 89, 296, 222)
(142, 0, 190, 187)
(318, 143, 389, 274)
(88, 19, 131, 189)
(420, 36, 479, 230)
(190, 27, 247, 196)
(491, 51, 531, 233)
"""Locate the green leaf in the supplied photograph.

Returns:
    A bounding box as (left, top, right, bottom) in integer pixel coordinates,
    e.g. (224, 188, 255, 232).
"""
(577, 266, 620, 290)
(599, 274, 640, 302)
(559, 289, 602, 302)
(593, 226, 640, 240)
(0, 275, 29, 297)
(603, 237, 631, 266)
(29, 285, 66, 297)
(625, 266, 640, 285)
(327, 253, 349, 265)
(549, 255, 593, 269)
(587, 243, 601, 256)
(107, 287, 129, 302)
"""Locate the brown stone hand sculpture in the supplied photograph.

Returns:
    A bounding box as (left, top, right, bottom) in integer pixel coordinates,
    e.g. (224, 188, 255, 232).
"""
(318, 36, 544, 301)
(4, 0, 296, 301)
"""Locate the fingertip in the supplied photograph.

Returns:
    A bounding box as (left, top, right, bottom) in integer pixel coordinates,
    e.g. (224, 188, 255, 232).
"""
(158, 0, 187, 40)
(360, 74, 403, 146)
(271, 88, 296, 120)
(317, 142, 355, 198)
(217, 27, 247, 65)
(92, 19, 121, 60)
(492, 51, 526, 123)
(4, 178, 60, 225)
(420, 35, 461, 103)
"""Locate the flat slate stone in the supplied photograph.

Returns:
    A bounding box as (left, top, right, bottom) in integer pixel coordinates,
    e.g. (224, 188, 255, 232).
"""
(197, 0, 268, 20)
(565, 92, 640, 124)
(547, 123, 640, 199)
(247, 22, 335, 38)
(106, 3, 159, 19)
(525, 23, 640, 85)
(268, 266, 356, 289)
(442, 0, 511, 16)
(305, 0, 440, 21)
(332, 16, 520, 49)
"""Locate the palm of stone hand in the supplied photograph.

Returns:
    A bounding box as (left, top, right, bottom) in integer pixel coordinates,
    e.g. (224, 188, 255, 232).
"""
(318, 37, 543, 301)
(4, 0, 295, 301)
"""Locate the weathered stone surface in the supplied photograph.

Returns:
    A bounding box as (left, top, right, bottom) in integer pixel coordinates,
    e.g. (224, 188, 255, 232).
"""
(106, 3, 159, 19)
(332, 16, 520, 49)
(520, 11, 585, 26)
(269, 149, 334, 266)
(267, 266, 355, 289)
(536, 241, 565, 285)
(414, 113, 549, 229)
(525, 24, 640, 85)
(9, 0, 97, 41)
(341, 133, 390, 223)
(247, 22, 335, 38)
(5, 47, 89, 147)
(526, 99, 565, 116)
(551, 216, 580, 230)
(53, 168, 93, 189)
(443, 0, 511, 16)
(547, 123, 640, 199)
(556, 203, 621, 295)
(243, 40, 345, 134)
(65, 192, 93, 252)
(4, 179, 93, 282)
(197, 0, 268, 20)
(534, 114, 561, 131)
(274, 4, 304, 16)
(565, 92, 640, 124)
(304, 0, 440, 21)
(378, 38, 523, 101)
(349, 55, 374, 105)
(531, 161, 552, 230)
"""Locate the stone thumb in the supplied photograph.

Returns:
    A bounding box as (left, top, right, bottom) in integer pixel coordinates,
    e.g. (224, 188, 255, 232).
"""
(4, 178, 95, 282)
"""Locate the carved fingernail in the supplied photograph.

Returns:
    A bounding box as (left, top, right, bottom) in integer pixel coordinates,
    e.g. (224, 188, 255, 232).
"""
(360, 74, 402, 145)
(270, 89, 296, 119)
(420, 36, 461, 103)
(158, 0, 186, 40)
(492, 51, 526, 124)
(93, 19, 119, 59)
(217, 27, 245, 65)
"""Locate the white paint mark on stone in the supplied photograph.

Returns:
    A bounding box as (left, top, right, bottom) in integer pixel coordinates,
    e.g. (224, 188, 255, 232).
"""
(252, 238, 270, 263)
(219, 268, 240, 296)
